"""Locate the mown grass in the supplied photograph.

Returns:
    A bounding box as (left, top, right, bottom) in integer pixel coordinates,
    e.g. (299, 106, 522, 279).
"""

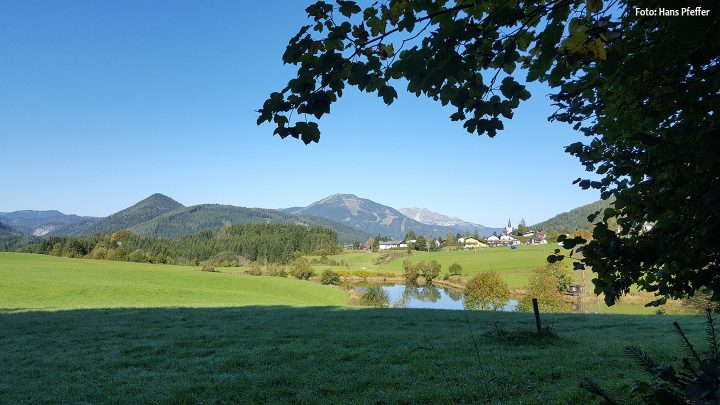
(0, 307, 705, 403)
(0, 253, 349, 309)
(0, 252, 707, 403)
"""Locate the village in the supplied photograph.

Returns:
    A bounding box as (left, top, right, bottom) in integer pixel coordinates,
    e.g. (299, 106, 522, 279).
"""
(376, 219, 548, 251)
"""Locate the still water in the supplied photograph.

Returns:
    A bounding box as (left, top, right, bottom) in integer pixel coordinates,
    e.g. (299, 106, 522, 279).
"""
(357, 284, 518, 311)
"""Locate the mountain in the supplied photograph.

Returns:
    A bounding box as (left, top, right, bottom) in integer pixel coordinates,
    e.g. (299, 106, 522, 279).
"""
(128, 204, 370, 243)
(0, 220, 18, 235)
(398, 207, 492, 232)
(532, 199, 614, 233)
(0, 210, 96, 236)
(284, 194, 500, 239)
(60, 193, 185, 236)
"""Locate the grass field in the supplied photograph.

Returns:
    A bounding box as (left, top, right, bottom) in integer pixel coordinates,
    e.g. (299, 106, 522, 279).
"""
(308, 245, 557, 288)
(0, 253, 349, 309)
(0, 306, 706, 403)
(0, 252, 707, 402)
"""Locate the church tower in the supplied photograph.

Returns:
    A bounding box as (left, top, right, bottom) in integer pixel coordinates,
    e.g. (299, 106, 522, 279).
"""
(505, 218, 512, 235)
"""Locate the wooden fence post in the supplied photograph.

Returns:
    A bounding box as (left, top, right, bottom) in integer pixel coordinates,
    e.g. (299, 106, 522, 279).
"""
(532, 298, 542, 335)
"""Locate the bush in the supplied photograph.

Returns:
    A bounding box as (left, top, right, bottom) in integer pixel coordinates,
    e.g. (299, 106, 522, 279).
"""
(201, 264, 217, 272)
(290, 258, 315, 280)
(403, 259, 419, 284)
(266, 264, 287, 277)
(352, 270, 372, 280)
(545, 260, 574, 292)
(423, 260, 441, 284)
(359, 285, 389, 307)
(449, 262, 463, 276)
(245, 262, 263, 276)
(518, 268, 571, 312)
(464, 272, 510, 311)
(321, 269, 341, 285)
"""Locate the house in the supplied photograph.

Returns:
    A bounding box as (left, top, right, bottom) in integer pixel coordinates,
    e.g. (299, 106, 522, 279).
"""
(529, 237, 547, 245)
(464, 237, 486, 249)
(379, 240, 407, 250)
(528, 233, 547, 245)
(499, 234, 520, 246)
(487, 233, 519, 246)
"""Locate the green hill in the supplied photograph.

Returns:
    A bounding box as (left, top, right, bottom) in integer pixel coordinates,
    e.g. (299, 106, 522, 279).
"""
(62, 194, 184, 236)
(129, 204, 370, 243)
(533, 199, 614, 234)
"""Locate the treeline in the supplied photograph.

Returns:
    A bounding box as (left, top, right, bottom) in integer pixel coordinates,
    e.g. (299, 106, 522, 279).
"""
(7, 223, 339, 265)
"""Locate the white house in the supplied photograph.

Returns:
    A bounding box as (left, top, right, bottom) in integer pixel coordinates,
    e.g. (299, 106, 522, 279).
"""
(379, 240, 407, 250)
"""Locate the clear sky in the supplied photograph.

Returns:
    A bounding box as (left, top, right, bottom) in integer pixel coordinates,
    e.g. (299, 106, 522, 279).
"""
(0, 0, 600, 227)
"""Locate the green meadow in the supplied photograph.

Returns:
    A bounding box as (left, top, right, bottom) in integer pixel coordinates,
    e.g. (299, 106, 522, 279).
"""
(308, 244, 557, 288)
(0, 253, 348, 310)
(0, 252, 707, 403)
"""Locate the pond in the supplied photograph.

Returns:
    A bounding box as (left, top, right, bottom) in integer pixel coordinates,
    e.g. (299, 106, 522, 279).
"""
(355, 284, 518, 311)
(354, 283, 676, 314)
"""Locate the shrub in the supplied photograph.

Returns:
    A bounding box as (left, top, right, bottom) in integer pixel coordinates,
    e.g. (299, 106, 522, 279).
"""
(245, 262, 263, 276)
(423, 260, 442, 284)
(449, 263, 463, 276)
(290, 258, 315, 280)
(359, 285, 389, 307)
(352, 270, 372, 280)
(518, 268, 571, 312)
(403, 259, 419, 284)
(545, 260, 574, 292)
(201, 264, 217, 272)
(321, 269, 341, 285)
(266, 264, 287, 277)
(464, 272, 510, 311)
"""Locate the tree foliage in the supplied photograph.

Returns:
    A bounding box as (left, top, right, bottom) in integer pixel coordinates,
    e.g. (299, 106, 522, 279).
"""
(261, 0, 720, 306)
(518, 268, 571, 312)
(464, 271, 510, 311)
(12, 223, 338, 265)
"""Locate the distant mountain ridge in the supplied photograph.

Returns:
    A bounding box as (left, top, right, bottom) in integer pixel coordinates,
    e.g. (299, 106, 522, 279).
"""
(398, 207, 490, 230)
(284, 194, 500, 239)
(3, 194, 370, 244)
(0, 210, 96, 236)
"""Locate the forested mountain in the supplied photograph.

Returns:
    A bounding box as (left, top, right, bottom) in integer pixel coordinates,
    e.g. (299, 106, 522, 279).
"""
(0, 210, 95, 236)
(532, 199, 614, 234)
(0, 220, 18, 235)
(60, 193, 185, 236)
(128, 204, 370, 243)
(285, 194, 500, 239)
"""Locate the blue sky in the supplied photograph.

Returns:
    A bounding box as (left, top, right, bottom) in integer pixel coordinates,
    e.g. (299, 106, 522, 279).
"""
(0, 0, 599, 227)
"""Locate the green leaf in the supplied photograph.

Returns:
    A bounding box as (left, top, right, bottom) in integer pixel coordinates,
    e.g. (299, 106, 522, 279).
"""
(586, 0, 603, 14)
(378, 85, 398, 105)
(337, 1, 360, 17)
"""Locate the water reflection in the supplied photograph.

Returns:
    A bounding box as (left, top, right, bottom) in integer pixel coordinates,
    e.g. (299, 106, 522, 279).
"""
(357, 284, 517, 311)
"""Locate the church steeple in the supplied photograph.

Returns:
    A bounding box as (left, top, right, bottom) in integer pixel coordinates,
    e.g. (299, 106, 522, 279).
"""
(505, 218, 512, 235)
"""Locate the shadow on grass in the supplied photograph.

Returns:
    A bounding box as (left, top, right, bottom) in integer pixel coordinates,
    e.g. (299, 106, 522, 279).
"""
(0, 306, 705, 404)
